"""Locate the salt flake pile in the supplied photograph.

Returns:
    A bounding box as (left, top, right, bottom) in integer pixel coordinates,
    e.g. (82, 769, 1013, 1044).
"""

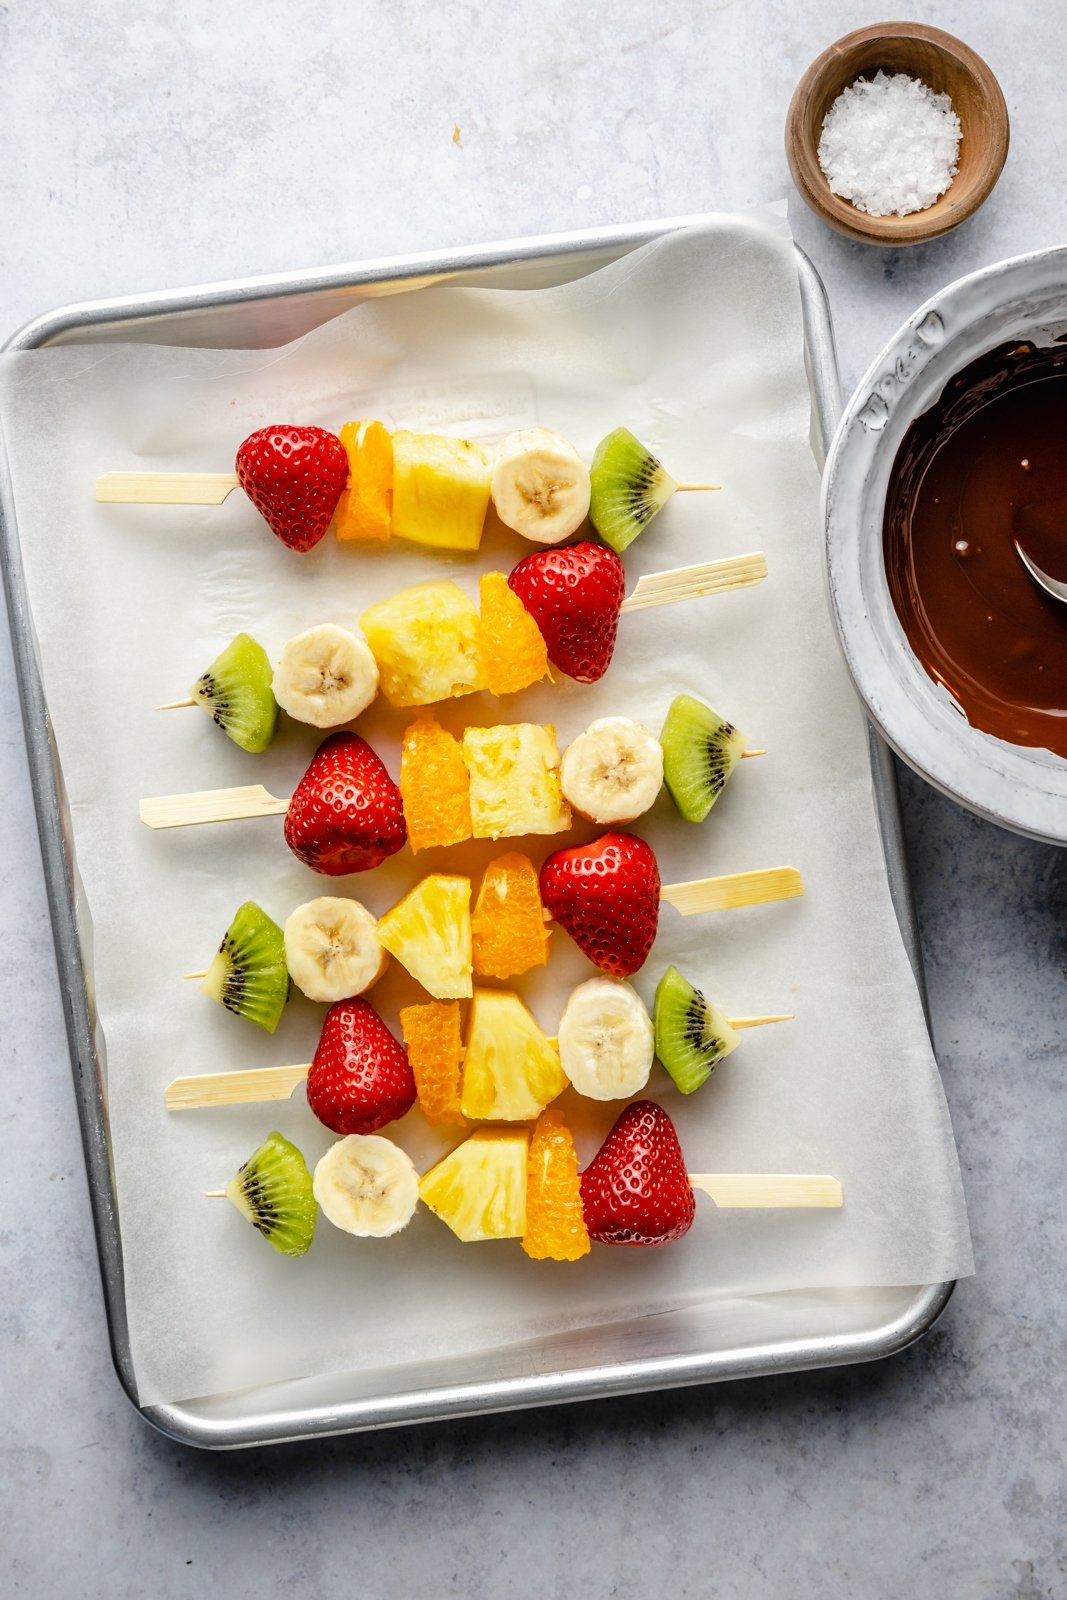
(818, 70, 962, 217)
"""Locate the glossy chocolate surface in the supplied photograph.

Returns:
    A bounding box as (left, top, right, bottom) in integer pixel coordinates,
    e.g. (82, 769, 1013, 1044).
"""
(885, 341, 1067, 757)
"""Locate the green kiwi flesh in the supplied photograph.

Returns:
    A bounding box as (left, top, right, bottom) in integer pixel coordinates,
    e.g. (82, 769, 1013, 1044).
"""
(653, 965, 740, 1094)
(200, 901, 290, 1033)
(661, 694, 748, 822)
(191, 632, 278, 753)
(224, 1131, 317, 1256)
(588, 427, 678, 553)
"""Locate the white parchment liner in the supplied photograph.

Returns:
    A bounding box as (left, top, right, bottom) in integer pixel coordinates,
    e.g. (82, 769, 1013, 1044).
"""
(0, 213, 973, 1406)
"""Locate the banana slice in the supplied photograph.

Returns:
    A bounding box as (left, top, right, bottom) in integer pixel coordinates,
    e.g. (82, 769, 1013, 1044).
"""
(272, 623, 379, 728)
(491, 427, 591, 544)
(559, 717, 664, 824)
(557, 977, 654, 1100)
(313, 1134, 419, 1237)
(284, 897, 386, 1002)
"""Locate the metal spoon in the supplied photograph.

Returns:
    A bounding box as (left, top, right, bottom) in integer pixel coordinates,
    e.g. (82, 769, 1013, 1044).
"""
(1014, 539, 1067, 605)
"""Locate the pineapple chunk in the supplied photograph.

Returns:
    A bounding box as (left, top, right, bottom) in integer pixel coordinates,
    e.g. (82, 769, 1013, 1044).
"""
(462, 723, 572, 840)
(419, 1128, 530, 1242)
(391, 431, 491, 552)
(377, 874, 472, 999)
(461, 989, 568, 1120)
(361, 580, 485, 708)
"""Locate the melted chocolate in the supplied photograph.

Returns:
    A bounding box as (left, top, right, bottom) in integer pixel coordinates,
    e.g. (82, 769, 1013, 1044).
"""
(884, 341, 1067, 757)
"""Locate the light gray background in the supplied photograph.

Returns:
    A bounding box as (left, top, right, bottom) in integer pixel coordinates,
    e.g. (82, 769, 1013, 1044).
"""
(2, 2, 1064, 1596)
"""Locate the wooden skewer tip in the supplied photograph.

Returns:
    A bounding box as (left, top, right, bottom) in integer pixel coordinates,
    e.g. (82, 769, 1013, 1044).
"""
(728, 1013, 794, 1029)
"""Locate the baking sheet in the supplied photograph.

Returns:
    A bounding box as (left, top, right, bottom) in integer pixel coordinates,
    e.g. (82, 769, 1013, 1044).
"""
(0, 211, 973, 1407)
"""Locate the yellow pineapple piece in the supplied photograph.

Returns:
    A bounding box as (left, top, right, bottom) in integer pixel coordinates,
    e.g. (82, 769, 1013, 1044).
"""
(376, 874, 472, 999)
(462, 723, 572, 840)
(391, 431, 491, 552)
(418, 1127, 530, 1242)
(461, 988, 568, 1120)
(361, 580, 485, 708)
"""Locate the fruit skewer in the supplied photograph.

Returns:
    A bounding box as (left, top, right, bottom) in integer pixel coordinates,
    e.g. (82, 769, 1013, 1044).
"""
(140, 691, 765, 847)
(151, 548, 768, 754)
(208, 1106, 841, 1262)
(169, 954, 796, 1127)
(184, 840, 796, 1049)
(209, 1174, 840, 1206)
(96, 423, 717, 554)
(164, 1013, 790, 1113)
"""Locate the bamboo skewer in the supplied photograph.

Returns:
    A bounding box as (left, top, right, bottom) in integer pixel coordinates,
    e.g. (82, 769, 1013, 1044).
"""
(140, 784, 290, 828)
(159, 702, 767, 752)
(660, 866, 803, 916)
(619, 552, 766, 612)
(95, 473, 721, 506)
(138, 767, 796, 857)
(96, 471, 241, 505)
(168, 1062, 311, 1110)
(206, 1174, 839, 1207)
(165, 1012, 794, 1112)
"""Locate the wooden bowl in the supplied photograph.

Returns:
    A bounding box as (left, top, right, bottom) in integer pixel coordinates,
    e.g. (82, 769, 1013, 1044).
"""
(786, 22, 1009, 245)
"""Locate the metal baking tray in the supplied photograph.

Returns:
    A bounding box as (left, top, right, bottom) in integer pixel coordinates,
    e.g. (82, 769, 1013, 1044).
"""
(0, 216, 952, 1449)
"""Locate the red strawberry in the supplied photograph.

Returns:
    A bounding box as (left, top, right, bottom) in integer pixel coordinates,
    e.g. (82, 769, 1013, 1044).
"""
(539, 830, 659, 976)
(306, 998, 416, 1135)
(508, 542, 625, 683)
(580, 1100, 695, 1246)
(285, 732, 407, 876)
(235, 425, 349, 552)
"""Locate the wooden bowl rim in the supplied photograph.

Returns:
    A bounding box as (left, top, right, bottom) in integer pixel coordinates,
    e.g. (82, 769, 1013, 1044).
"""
(786, 20, 1009, 246)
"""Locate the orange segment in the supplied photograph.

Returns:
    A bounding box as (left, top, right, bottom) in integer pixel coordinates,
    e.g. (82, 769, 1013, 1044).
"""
(472, 852, 551, 979)
(478, 571, 550, 696)
(335, 420, 393, 541)
(400, 1001, 467, 1128)
(400, 714, 473, 853)
(522, 1110, 590, 1261)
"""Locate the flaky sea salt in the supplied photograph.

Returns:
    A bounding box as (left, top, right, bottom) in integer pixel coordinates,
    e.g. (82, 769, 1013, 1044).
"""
(818, 70, 962, 217)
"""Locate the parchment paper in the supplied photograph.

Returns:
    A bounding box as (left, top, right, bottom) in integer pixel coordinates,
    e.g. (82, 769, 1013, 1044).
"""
(0, 212, 973, 1406)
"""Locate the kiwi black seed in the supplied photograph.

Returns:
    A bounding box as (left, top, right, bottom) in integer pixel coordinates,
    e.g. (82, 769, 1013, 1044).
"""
(653, 965, 741, 1094)
(224, 1131, 317, 1256)
(588, 427, 678, 553)
(191, 631, 278, 753)
(660, 693, 748, 822)
(200, 900, 290, 1033)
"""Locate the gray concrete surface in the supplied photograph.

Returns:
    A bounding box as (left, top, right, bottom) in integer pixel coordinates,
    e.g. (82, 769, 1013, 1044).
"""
(2, 2, 1064, 1595)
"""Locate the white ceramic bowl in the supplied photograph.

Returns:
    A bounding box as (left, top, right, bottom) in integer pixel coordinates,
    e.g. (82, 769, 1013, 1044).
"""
(824, 245, 1067, 843)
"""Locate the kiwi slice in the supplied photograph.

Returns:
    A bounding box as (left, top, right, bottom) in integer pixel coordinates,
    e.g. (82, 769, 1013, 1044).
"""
(661, 694, 748, 822)
(191, 632, 278, 753)
(588, 427, 678, 553)
(224, 1131, 317, 1256)
(200, 901, 290, 1033)
(653, 965, 740, 1094)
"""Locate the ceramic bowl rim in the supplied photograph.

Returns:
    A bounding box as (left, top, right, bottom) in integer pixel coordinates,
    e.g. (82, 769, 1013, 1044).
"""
(823, 243, 1067, 842)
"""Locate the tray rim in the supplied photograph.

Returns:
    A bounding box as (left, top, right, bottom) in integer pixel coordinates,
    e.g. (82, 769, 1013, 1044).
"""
(0, 214, 953, 1450)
